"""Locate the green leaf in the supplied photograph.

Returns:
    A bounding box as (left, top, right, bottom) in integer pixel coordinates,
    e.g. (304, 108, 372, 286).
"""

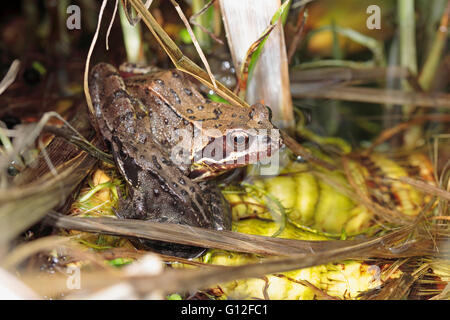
(271, 0, 291, 24)
(179, 28, 193, 44)
(108, 258, 134, 267)
(167, 293, 183, 300)
(246, 0, 291, 84)
(32, 61, 47, 76)
(207, 92, 229, 104)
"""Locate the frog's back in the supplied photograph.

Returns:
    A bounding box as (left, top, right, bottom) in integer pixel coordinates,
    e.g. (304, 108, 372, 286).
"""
(124, 69, 274, 136)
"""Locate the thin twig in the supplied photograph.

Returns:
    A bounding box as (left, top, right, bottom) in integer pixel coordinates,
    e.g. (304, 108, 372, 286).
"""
(287, 6, 307, 64)
(384, 177, 450, 202)
(170, 0, 217, 88)
(84, 0, 108, 116)
(106, 0, 119, 50)
(366, 114, 450, 154)
(419, 0, 450, 90)
(280, 130, 337, 171)
(43, 125, 114, 165)
(189, 0, 224, 44)
(291, 85, 450, 109)
(0, 60, 20, 95)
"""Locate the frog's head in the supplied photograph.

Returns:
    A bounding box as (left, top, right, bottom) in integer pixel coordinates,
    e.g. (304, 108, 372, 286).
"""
(186, 103, 282, 180)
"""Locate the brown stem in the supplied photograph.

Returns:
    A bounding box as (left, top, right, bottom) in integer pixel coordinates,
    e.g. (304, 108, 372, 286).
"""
(291, 85, 450, 109)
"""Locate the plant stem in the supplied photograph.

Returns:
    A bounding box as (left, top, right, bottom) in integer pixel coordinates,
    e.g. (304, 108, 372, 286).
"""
(119, 1, 145, 63)
(219, 0, 294, 129)
(398, 0, 418, 77)
(398, 0, 420, 149)
(398, 0, 418, 106)
(419, 0, 450, 91)
(192, 0, 212, 51)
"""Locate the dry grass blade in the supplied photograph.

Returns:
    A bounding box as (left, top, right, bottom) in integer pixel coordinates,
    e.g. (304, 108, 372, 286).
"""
(290, 66, 410, 84)
(361, 273, 417, 300)
(169, 0, 217, 88)
(46, 211, 446, 259)
(84, 0, 108, 116)
(43, 125, 113, 165)
(189, 0, 224, 45)
(361, 261, 432, 300)
(291, 85, 450, 109)
(126, 0, 248, 108)
(0, 157, 96, 246)
(387, 177, 450, 201)
(287, 6, 307, 64)
(0, 111, 83, 174)
(106, 0, 120, 51)
(365, 114, 450, 154)
(280, 130, 337, 170)
(220, 0, 294, 127)
(97, 248, 221, 268)
(419, 0, 450, 90)
(87, 225, 418, 295)
(341, 156, 417, 225)
(273, 274, 341, 300)
(190, 0, 216, 21)
(121, 0, 153, 26)
(20, 223, 418, 298)
(0, 109, 98, 246)
(12, 108, 96, 184)
(46, 211, 359, 256)
(0, 60, 20, 95)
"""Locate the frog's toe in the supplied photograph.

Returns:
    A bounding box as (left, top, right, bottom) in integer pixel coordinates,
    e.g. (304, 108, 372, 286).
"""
(113, 198, 135, 220)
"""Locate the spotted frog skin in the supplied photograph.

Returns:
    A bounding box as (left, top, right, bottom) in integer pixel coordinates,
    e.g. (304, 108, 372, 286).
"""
(89, 63, 279, 257)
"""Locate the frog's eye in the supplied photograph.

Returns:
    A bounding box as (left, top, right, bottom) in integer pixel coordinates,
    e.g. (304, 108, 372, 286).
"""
(228, 130, 249, 150)
(265, 105, 273, 122)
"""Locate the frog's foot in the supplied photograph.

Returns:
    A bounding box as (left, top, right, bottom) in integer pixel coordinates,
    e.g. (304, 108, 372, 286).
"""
(199, 182, 232, 231)
(113, 186, 137, 220)
(113, 201, 134, 220)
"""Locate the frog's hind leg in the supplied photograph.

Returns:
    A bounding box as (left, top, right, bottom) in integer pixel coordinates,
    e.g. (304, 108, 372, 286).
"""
(199, 181, 232, 231)
(114, 172, 209, 259)
(112, 185, 136, 220)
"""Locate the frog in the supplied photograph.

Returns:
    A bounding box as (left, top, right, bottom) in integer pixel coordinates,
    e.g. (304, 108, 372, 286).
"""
(89, 62, 280, 258)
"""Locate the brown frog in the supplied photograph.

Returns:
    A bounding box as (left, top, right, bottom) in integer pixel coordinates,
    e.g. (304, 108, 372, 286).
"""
(89, 62, 280, 257)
